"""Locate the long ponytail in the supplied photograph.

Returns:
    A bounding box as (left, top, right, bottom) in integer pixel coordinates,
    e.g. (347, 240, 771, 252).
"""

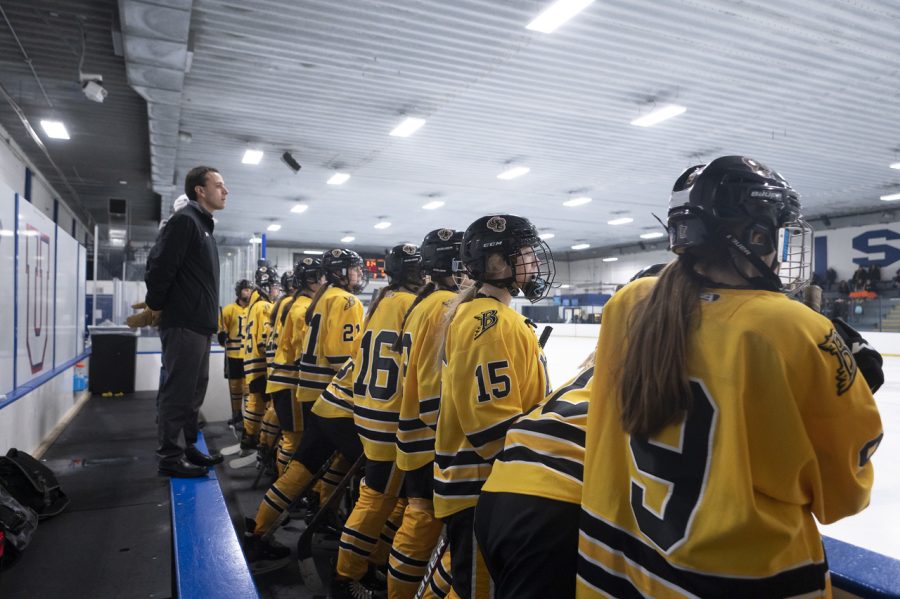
(391, 281, 437, 352)
(365, 283, 400, 328)
(305, 282, 332, 325)
(434, 283, 480, 368)
(619, 257, 702, 437)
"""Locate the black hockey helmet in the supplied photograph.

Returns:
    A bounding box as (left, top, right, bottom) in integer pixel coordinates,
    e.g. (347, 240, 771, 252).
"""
(421, 228, 465, 279)
(293, 255, 324, 290)
(323, 248, 369, 294)
(254, 260, 279, 295)
(667, 155, 812, 292)
(234, 279, 252, 297)
(280, 270, 296, 294)
(460, 214, 555, 302)
(384, 243, 425, 288)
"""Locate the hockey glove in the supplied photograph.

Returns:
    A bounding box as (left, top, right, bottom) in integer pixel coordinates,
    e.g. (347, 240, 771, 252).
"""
(832, 317, 884, 393)
(217, 332, 228, 347)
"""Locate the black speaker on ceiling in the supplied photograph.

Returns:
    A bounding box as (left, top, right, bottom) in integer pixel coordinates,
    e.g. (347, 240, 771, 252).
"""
(109, 198, 127, 215)
(281, 152, 302, 173)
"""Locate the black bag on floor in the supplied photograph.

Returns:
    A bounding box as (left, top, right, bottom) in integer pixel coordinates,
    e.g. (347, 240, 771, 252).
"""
(0, 483, 38, 568)
(0, 449, 69, 520)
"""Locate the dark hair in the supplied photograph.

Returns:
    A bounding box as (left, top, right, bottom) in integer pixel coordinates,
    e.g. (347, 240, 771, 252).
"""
(184, 166, 219, 202)
(268, 294, 296, 331)
(391, 275, 456, 352)
(619, 257, 702, 437)
(365, 283, 401, 328)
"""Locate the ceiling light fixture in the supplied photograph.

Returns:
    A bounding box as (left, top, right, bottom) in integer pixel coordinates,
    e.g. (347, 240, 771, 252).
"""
(390, 117, 426, 137)
(539, 232, 555, 240)
(602, 257, 618, 262)
(290, 203, 309, 214)
(267, 223, 281, 232)
(630, 104, 687, 127)
(40, 120, 70, 140)
(640, 231, 665, 239)
(890, 162, 900, 170)
(374, 221, 392, 229)
(422, 200, 445, 210)
(249, 236, 262, 244)
(526, 0, 595, 33)
(571, 243, 590, 250)
(303, 249, 322, 255)
(563, 196, 592, 207)
(242, 149, 263, 164)
(608, 217, 634, 225)
(340, 235, 355, 243)
(497, 166, 530, 180)
(327, 172, 350, 185)
(560, 284, 571, 289)
(880, 192, 900, 202)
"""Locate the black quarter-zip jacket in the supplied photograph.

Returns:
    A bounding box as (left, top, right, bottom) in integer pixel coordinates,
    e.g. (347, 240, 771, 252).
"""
(145, 202, 220, 335)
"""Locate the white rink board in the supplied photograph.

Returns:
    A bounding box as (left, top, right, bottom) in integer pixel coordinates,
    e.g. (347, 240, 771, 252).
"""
(541, 328, 900, 561)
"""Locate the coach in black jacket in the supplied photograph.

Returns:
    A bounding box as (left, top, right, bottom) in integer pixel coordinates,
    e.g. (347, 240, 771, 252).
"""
(145, 166, 227, 477)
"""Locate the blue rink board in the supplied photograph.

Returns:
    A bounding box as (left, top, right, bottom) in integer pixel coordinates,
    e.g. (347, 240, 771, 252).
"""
(170, 434, 259, 599)
(825, 536, 900, 598)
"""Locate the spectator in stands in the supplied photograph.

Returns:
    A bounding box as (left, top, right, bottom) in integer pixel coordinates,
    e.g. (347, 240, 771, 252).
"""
(893, 268, 900, 288)
(838, 280, 850, 295)
(825, 267, 837, 291)
(145, 166, 227, 478)
(868, 264, 881, 290)
(852, 265, 868, 291)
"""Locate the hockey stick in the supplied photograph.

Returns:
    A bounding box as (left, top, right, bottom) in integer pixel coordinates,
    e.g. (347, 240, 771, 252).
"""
(295, 453, 366, 552)
(539, 325, 553, 349)
(258, 451, 340, 543)
(414, 527, 448, 599)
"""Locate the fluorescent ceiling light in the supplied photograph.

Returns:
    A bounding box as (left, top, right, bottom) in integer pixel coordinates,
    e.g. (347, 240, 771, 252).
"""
(340, 235, 355, 243)
(640, 231, 666, 239)
(497, 166, 530, 180)
(0, 230, 12, 237)
(108, 228, 126, 239)
(109, 238, 125, 247)
(422, 200, 445, 210)
(390, 117, 426, 137)
(267, 223, 281, 232)
(290, 203, 309, 214)
(242, 149, 263, 164)
(571, 243, 590, 250)
(891, 162, 900, 170)
(539, 232, 555, 240)
(560, 284, 571, 289)
(608, 217, 634, 225)
(630, 104, 687, 127)
(602, 257, 618, 262)
(880, 192, 900, 201)
(563, 196, 592, 207)
(303, 249, 322, 255)
(40, 120, 70, 140)
(249, 236, 262, 244)
(374, 221, 392, 229)
(328, 172, 350, 185)
(526, 0, 594, 33)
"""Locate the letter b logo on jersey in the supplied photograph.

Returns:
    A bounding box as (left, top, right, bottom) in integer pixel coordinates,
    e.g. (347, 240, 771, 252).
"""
(818, 329, 858, 396)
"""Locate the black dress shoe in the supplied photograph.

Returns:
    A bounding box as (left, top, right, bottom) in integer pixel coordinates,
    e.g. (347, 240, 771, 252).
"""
(185, 445, 224, 467)
(159, 456, 208, 478)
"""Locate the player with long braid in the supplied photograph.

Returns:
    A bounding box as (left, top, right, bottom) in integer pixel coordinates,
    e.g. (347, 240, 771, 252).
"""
(433, 215, 554, 599)
(218, 279, 252, 432)
(265, 257, 324, 475)
(243, 248, 366, 569)
(328, 244, 425, 599)
(577, 156, 883, 597)
(238, 261, 279, 455)
(387, 228, 465, 599)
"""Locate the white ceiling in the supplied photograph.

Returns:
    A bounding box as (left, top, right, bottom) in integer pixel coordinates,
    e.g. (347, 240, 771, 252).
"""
(4, 0, 900, 258)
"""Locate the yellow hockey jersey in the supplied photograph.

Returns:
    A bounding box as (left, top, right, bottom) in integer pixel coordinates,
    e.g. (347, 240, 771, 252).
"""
(266, 294, 312, 393)
(265, 296, 292, 378)
(433, 296, 550, 519)
(219, 302, 249, 359)
(243, 295, 273, 382)
(352, 290, 416, 461)
(481, 366, 592, 505)
(296, 285, 363, 403)
(577, 278, 883, 598)
(313, 290, 415, 434)
(395, 289, 456, 472)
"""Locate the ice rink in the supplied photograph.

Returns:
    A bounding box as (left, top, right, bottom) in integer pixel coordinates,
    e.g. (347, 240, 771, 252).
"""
(541, 330, 900, 561)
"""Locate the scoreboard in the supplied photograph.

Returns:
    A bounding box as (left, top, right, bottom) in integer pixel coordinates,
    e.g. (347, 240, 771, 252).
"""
(364, 257, 386, 279)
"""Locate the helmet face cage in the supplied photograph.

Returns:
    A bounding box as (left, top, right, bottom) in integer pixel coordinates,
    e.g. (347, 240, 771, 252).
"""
(776, 219, 814, 293)
(512, 237, 556, 302)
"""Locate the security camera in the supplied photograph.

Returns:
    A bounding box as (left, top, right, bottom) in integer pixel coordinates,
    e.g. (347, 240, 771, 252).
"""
(79, 73, 107, 103)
